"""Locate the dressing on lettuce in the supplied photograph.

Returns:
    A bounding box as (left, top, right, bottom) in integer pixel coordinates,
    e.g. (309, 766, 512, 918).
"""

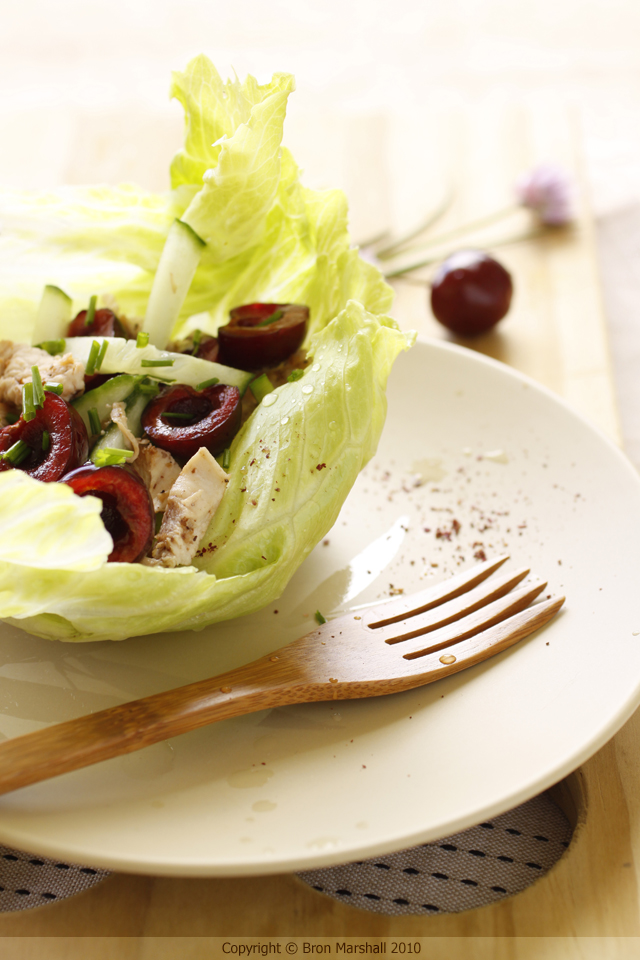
(0, 56, 414, 642)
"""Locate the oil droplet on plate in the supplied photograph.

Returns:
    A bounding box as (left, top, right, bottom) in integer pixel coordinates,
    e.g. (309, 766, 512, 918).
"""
(307, 837, 341, 851)
(262, 393, 278, 407)
(440, 654, 456, 665)
(484, 449, 509, 464)
(228, 767, 274, 789)
(252, 799, 277, 812)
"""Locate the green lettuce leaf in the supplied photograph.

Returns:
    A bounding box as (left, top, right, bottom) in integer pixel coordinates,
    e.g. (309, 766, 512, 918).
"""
(0, 55, 413, 642)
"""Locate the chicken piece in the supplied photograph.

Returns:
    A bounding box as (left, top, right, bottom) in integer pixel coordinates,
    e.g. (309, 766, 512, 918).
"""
(149, 447, 229, 568)
(134, 439, 182, 512)
(0, 341, 85, 407)
(109, 401, 141, 459)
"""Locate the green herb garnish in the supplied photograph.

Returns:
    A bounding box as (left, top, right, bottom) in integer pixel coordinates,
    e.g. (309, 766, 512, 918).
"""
(41, 430, 50, 452)
(140, 358, 175, 368)
(250, 374, 274, 403)
(84, 339, 101, 376)
(30, 366, 45, 408)
(136, 331, 150, 349)
(36, 339, 65, 356)
(314, 610, 327, 625)
(257, 308, 284, 327)
(95, 339, 109, 371)
(222, 447, 231, 470)
(93, 448, 135, 467)
(147, 375, 176, 384)
(1, 439, 30, 466)
(44, 382, 63, 396)
(22, 383, 36, 422)
(4, 413, 18, 425)
(88, 407, 102, 436)
(162, 412, 193, 421)
(85, 294, 97, 327)
(287, 369, 304, 382)
(195, 376, 219, 391)
(191, 329, 202, 355)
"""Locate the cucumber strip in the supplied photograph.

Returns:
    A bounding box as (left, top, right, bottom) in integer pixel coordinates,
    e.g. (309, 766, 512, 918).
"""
(142, 219, 205, 349)
(91, 384, 159, 461)
(31, 285, 72, 345)
(72, 374, 143, 434)
(64, 337, 252, 392)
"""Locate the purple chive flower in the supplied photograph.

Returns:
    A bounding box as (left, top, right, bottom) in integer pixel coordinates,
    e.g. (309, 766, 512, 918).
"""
(515, 163, 575, 226)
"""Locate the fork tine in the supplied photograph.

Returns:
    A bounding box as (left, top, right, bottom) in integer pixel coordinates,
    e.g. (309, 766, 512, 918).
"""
(401, 581, 547, 659)
(378, 566, 530, 644)
(365, 554, 510, 628)
(398, 595, 565, 681)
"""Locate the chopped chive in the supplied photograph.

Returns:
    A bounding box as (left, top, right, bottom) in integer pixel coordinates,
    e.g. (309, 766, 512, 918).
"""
(136, 331, 150, 349)
(195, 376, 219, 391)
(95, 339, 109, 371)
(93, 447, 135, 467)
(84, 339, 101, 376)
(22, 383, 36, 422)
(140, 358, 175, 368)
(162, 412, 193, 421)
(287, 369, 304, 383)
(1, 439, 30, 466)
(315, 610, 327, 625)
(250, 374, 274, 403)
(44, 381, 63, 396)
(4, 412, 18, 425)
(85, 295, 97, 327)
(41, 430, 50, 452)
(88, 407, 102, 435)
(138, 382, 159, 394)
(191, 329, 202, 355)
(30, 366, 45, 408)
(36, 339, 65, 356)
(222, 447, 231, 470)
(257, 308, 284, 327)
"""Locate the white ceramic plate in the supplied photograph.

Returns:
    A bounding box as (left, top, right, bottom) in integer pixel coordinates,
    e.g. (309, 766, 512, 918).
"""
(1, 338, 640, 876)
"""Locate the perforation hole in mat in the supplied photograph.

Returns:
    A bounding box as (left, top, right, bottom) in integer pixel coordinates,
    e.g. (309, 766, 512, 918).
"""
(0, 845, 109, 913)
(297, 792, 572, 915)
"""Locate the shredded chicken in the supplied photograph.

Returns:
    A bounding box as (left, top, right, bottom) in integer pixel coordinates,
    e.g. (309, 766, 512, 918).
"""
(134, 439, 182, 512)
(109, 402, 140, 458)
(0, 341, 85, 407)
(146, 447, 229, 568)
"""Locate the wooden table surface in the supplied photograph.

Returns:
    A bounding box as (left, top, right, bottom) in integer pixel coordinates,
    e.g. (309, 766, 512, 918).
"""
(3, 1, 640, 955)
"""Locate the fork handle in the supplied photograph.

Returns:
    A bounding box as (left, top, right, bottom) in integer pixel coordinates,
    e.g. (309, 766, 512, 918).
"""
(0, 656, 304, 796)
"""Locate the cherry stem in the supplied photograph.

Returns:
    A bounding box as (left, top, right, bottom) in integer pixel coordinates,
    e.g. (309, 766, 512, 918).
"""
(384, 226, 548, 280)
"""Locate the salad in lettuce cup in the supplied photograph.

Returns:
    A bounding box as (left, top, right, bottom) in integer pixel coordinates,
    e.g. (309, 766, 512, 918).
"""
(0, 56, 414, 643)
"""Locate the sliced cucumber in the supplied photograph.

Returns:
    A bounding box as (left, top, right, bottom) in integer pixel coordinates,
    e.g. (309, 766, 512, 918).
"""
(91, 384, 159, 461)
(31, 285, 73, 346)
(142, 219, 205, 349)
(64, 337, 252, 392)
(72, 374, 143, 433)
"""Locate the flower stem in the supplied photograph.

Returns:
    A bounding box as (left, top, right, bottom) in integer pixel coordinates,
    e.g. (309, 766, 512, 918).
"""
(381, 204, 522, 265)
(384, 226, 547, 279)
(375, 188, 455, 259)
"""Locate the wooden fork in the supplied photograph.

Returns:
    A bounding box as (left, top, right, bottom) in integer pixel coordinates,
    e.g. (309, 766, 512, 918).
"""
(0, 555, 563, 795)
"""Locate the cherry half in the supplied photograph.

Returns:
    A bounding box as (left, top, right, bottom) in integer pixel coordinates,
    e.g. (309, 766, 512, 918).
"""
(61, 464, 154, 563)
(430, 251, 513, 337)
(141, 383, 241, 460)
(68, 307, 129, 340)
(0, 393, 89, 482)
(217, 302, 308, 370)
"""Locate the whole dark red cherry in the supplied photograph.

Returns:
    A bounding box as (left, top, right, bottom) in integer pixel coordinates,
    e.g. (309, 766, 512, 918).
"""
(141, 383, 241, 460)
(61, 464, 154, 563)
(430, 251, 513, 337)
(0, 393, 89, 482)
(218, 303, 308, 370)
(68, 307, 129, 340)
